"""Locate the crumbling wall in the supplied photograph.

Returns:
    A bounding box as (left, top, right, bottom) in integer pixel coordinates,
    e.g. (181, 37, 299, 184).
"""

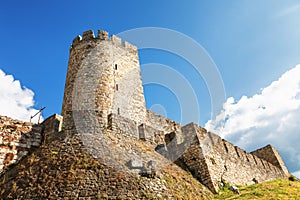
(145, 110, 183, 144)
(0, 116, 42, 174)
(41, 114, 63, 143)
(0, 114, 63, 175)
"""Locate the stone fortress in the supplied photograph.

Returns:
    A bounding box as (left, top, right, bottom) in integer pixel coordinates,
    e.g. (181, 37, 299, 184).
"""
(61, 29, 289, 193)
(0, 29, 290, 198)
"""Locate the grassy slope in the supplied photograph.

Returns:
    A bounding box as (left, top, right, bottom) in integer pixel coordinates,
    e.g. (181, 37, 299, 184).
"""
(214, 179, 300, 200)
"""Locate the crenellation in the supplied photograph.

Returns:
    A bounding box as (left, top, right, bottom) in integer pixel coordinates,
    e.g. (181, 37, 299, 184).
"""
(82, 30, 95, 40)
(234, 146, 240, 157)
(72, 35, 82, 47)
(70, 30, 137, 52)
(239, 149, 250, 163)
(252, 154, 258, 165)
(97, 30, 109, 40)
(222, 139, 229, 153)
(111, 34, 122, 46)
(223, 140, 238, 159)
(251, 144, 289, 176)
(59, 29, 290, 195)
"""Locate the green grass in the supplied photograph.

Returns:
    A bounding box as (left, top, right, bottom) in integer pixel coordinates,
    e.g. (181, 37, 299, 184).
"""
(214, 179, 300, 200)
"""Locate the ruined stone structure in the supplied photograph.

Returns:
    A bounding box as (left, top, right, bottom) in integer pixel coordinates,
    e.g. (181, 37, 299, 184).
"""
(61, 29, 289, 193)
(0, 29, 290, 198)
(0, 116, 41, 174)
(0, 114, 213, 199)
(0, 115, 63, 175)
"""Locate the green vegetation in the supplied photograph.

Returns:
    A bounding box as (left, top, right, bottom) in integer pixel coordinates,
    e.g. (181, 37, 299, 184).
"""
(214, 179, 300, 200)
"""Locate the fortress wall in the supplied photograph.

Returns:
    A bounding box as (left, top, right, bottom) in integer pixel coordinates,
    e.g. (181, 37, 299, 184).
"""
(107, 113, 138, 138)
(106, 112, 166, 145)
(251, 144, 289, 176)
(146, 110, 183, 141)
(60, 29, 290, 195)
(62, 30, 146, 131)
(179, 123, 216, 193)
(41, 114, 63, 143)
(0, 116, 42, 174)
(189, 125, 287, 193)
(140, 124, 165, 145)
(0, 115, 62, 175)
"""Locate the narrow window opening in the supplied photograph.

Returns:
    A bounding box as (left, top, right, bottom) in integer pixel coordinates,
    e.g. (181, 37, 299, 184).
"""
(116, 84, 119, 91)
(114, 64, 117, 70)
(117, 108, 120, 115)
(138, 124, 146, 140)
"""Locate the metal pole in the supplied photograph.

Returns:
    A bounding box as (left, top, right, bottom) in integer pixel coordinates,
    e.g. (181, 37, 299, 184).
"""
(30, 107, 46, 123)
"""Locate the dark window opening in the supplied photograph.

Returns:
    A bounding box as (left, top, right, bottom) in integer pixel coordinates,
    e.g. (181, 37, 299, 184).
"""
(165, 132, 176, 145)
(114, 64, 117, 70)
(138, 124, 146, 140)
(117, 108, 120, 115)
(116, 84, 119, 91)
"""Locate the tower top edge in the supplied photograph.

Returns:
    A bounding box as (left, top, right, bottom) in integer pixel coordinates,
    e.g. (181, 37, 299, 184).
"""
(70, 29, 137, 51)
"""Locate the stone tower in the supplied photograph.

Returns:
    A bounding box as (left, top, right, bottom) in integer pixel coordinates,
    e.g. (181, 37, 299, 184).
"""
(62, 30, 147, 131)
(60, 29, 289, 194)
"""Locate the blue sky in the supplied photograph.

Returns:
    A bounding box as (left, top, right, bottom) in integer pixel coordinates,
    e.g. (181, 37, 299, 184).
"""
(1, 1, 300, 176)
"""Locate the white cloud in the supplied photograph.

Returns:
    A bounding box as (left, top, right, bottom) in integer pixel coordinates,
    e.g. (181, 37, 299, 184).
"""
(292, 171, 300, 179)
(205, 64, 300, 174)
(0, 69, 42, 123)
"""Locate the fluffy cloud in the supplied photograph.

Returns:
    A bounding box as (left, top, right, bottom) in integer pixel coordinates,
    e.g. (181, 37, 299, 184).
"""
(0, 69, 42, 123)
(292, 171, 300, 179)
(205, 64, 300, 176)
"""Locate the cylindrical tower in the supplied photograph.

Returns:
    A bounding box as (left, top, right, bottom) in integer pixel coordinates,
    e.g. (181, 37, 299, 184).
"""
(62, 30, 147, 131)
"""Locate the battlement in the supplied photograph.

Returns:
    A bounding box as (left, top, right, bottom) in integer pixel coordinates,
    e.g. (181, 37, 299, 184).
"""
(251, 144, 289, 176)
(71, 29, 137, 51)
(61, 29, 289, 195)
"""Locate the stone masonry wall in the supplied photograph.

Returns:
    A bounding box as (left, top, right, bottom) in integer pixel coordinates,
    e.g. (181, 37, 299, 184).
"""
(62, 30, 147, 132)
(190, 124, 287, 193)
(0, 115, 63, 175)
(60, 29, 290, 195)
(0, 116, 42, 174)
(104, 109, 288, 194)
(41, 114, 63, 143)
(105, 110, 184, 146)
(251, 145, 289, 176)
(179, 123, 215, 192)
(146, 110, 183, 144)
(107, 113, 139, 138)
